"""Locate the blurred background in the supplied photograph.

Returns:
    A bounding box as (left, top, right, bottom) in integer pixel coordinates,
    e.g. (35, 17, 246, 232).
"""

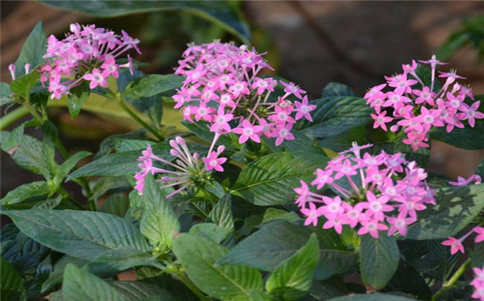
(2, 0, 484, 197)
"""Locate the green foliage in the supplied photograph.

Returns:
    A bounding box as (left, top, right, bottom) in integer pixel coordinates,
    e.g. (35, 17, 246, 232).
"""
(233, 152, 329, 206)
(39, 0, 251, 44)
(359, 235, 400, 290)
(140, 174, 180, 251)
(1, 256, 26, 301)
(172, 234, 263, 300)
(13, 21, 47, 78)
(266, 234, 320, 300)
(123, 74, 184, 99)
(438, 15, 484, 61)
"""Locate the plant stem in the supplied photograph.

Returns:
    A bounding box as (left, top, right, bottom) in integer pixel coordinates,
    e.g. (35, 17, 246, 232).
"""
(115, 95, 164, 140)
(0, 106, 30, 130)
(432, 258, 472, 300)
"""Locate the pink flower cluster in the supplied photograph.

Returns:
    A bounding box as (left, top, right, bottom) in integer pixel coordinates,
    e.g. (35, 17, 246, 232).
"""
(473, 267, 484, 300)
(294, 143, 435, 238)
(442, 226, 484, 255)
(365, 55, 484, 151)
(40, 23, 139, 99)
(174, 42, 315, 146)
(134, 137, 226, 198)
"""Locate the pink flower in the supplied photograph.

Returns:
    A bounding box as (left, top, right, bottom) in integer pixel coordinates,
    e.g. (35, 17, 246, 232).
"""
(232, 120, 263, 144)
(387, 214, 416, 236)
(301, 202, 324, 226)
(311, 169, 334, 189)
(441, 237, 465, 255)
(295, 96, 317, 122)
(458, 101, 484, 127)
(210, 112, 233, 133)
(294, 180, 311, 208)
(203, 146, 227, 172)
(365, 191, 393, 222)
(281, 81, 306, 99)
(471, 267, 484, 300)
(272, 123, 295, 146)
(371, 111, 393, 131)
(323, 216, 344, 234)
(358, 218, 388, 239)
(83, 68, 108, 89)
(475, 227, 484, 243)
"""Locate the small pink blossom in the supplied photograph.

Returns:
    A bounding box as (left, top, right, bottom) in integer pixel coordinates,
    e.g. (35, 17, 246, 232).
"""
(441, 237, 465, 255)
(232, 120, 263, 144)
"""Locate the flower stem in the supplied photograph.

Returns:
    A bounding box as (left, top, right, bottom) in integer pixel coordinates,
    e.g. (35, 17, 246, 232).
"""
(0, 106, 30, 130)
(115, 94, 164, 140)
(432, 258, 471, 300)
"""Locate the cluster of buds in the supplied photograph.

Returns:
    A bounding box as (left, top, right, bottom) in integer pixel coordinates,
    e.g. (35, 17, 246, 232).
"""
(365, 55, 484, 151)
(294, 143, 435, 238)
(174, 41, 315, 146)
(40, 23, 139, 99)
(134, 137, 226, 198)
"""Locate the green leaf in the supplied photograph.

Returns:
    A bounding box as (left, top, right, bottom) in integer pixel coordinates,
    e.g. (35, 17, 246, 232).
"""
(124, 74, 183, 99)
(266, 234, 320, 300)
(298, 96, 372, 139)
(14, 21, 47, 78)
(263, 130, 322, 155)
(3, 210, 150, 260)
(321, 82, 356, 98)
(1, 181, 50, 209)
(39, 0, 250, 44)
(62, 264, 125, 301)
(1, 256, 26, 301)
(359, 235, 399, 290)
(67, 142, 172, 179)
(55, 151, 91, 182)
(67, 82, 90, 118)
(1, 132, 57, 180)
(233, 152, 329, 206)
(189, 223, 231, 243)
(9, 71, 40, 100)
(476, 158, 484, 179)
(140, 174, 180, 250)
(430, 122, 484, 150)
(99, 193, 130, 217)
(89, 176, 131, 201)
(388, 261, 431, 300)
(172, 234, 263, 300)
(473, 243, 484, 268)
(262, 208, 299, 224)
(0, 83, 12, 105)
(405, 184, 484, 240)
(330, 294, 414, 301)
(221, 221, 353, 280)
(118, 69, 164, 129)
(208, 194, 234, 230)
(110, 281, 175, 300)
(181, 120, 234, 147)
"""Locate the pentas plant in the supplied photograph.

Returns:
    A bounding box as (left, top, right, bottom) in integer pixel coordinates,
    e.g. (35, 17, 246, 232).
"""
(365, 55, 484, 151)
(174, 41, 314, 146)
(134, 137, 226, 197)
(294, 142, 435, 238)
(38, 23, 139, 99)
(473, 268, 484, 301)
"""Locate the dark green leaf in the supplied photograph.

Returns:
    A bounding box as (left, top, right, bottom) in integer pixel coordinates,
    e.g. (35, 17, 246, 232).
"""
(262, 208, 299, 224)
(1, 181, 50, 209)
(321, 82, 356, 98)
(55, 151, 91, 182)
(39, 0, 250, 44)
(68, 142, 172, 179)
(124, 74, 183, 99)
(388, 261, 431, 300)
(3, 210, 150, 260)
(14, 21, 47, 78)
(99, 193, 130, 217)
(67, 82, 90, 118)
(181, 120, 233, 147)
(172, 234, 263, 300)
(188, 223, 231, 243)
(207, 194, 234, 230)
(430, 122, 484, 150)
(299, 96, 372, 139)
(110, 281, 175, 301)
(0, 83, 12, 105)
(1, 256, 26, 301)
(330, 293, 414, 301)
(359, 235, 399, 290)
(266, 234, 320, 300)
(9, 72, 40, 100)
(405, 184, 484, 240)
(473, 243, 484, 268)
(233, 152, 329, 206)
(62, 264, 125, 301)
(140, 174, 180, 250)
